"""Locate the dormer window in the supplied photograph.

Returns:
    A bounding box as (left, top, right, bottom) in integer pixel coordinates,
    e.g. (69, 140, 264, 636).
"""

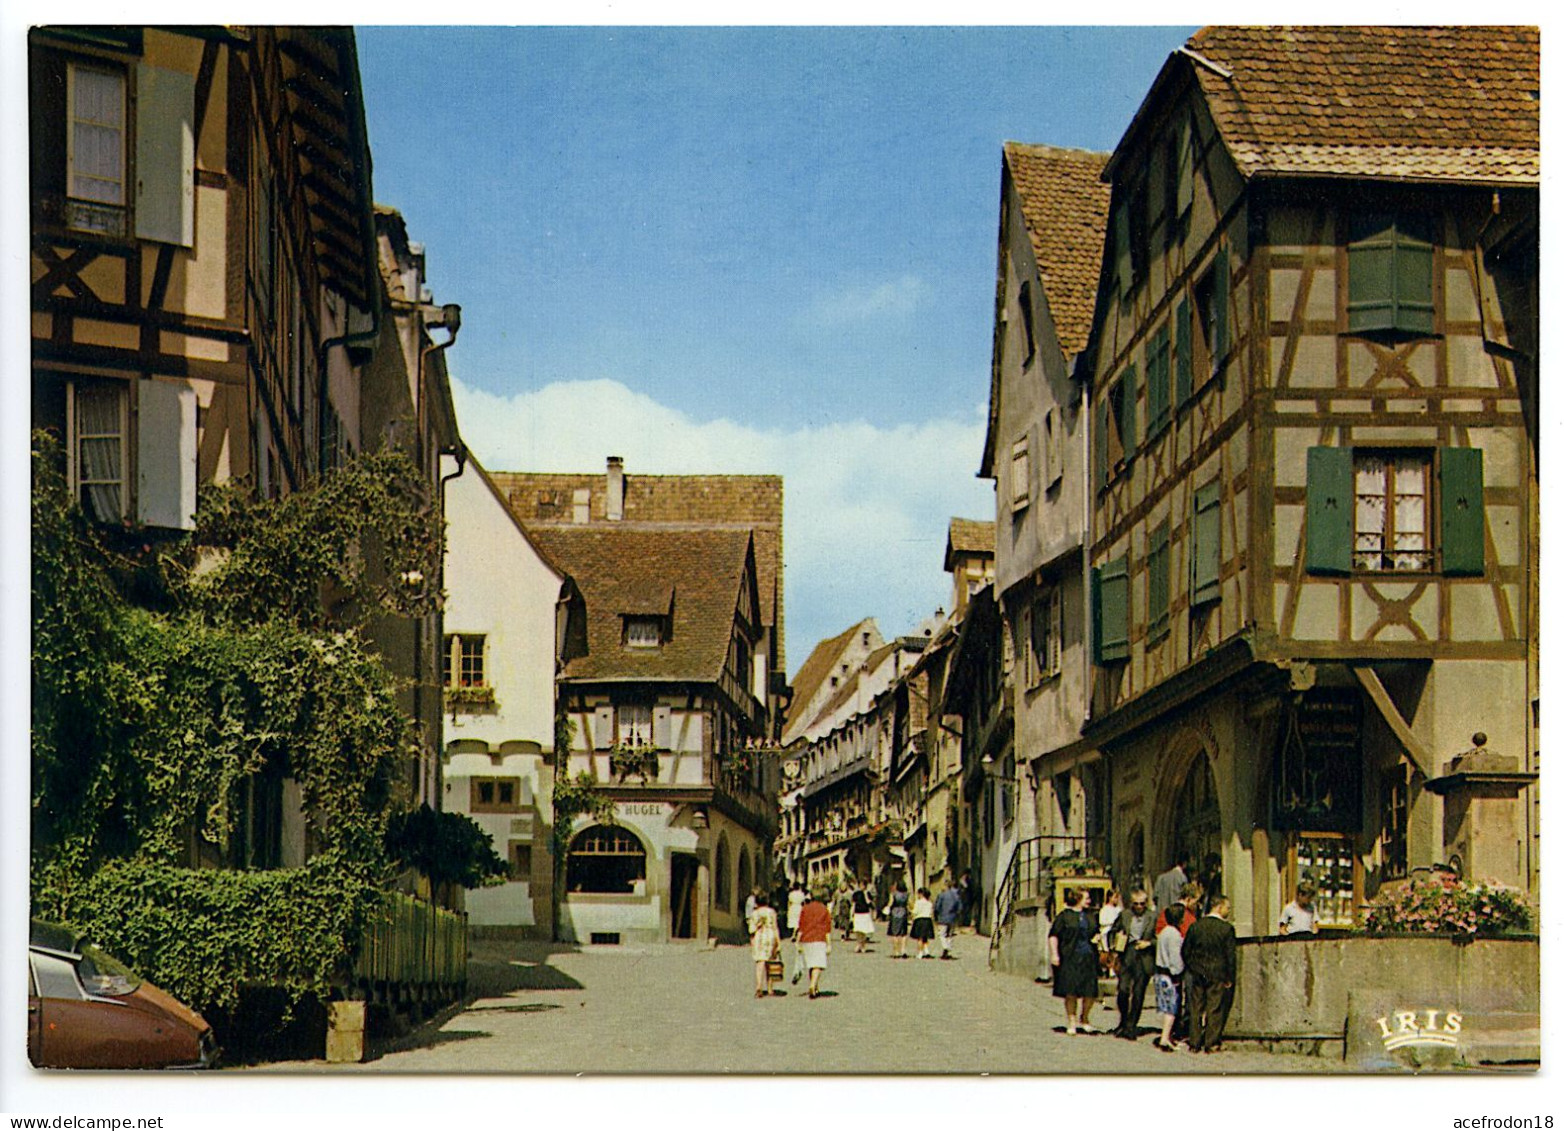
(624, 616, 664, 648)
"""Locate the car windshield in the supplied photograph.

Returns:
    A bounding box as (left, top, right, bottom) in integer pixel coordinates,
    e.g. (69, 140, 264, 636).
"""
(77, 945, 143, 997)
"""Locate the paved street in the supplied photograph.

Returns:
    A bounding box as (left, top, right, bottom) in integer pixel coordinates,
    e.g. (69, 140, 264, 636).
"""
(262, 934, 1340, 1074)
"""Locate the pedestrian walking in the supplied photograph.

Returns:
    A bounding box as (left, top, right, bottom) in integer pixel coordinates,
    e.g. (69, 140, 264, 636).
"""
(910, 888, 936, 958)
(1047, 887, 1101, 1035)
(1182, 895, 1237, 1052)
(749, 892, 781, 998)
(1279, 881, 1320, 935)
(884, 882, 910, 958)
(958, 870, 977, 930)
(1152, 903, 1186, 1051)
(1153, 854, 1189, 918)
(1156, 881, 1202, 1041)
(851, 885, 875, 952)
(796, 888, 834, 999)
(786, 882, 806, 938)
(833, 886, 854, 940)
(933, 883, 962, 959)
(1110, 889, 1158, 1039)
(744, 887, 759, 936)
(1096, 889, 1123, 977)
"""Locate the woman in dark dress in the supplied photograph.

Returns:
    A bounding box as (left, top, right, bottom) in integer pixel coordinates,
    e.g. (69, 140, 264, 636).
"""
(885, 882, 910, 958)
(1047, 887, 1101, 1035)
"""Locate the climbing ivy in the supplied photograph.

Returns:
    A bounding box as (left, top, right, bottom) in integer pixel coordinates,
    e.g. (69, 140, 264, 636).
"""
(30, 431, 444, 1015)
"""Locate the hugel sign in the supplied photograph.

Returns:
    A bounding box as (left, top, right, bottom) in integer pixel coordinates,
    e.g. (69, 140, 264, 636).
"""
(616, 802, 666, 817)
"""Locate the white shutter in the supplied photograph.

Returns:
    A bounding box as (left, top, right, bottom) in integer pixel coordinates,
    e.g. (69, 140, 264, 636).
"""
(652, 706, 673, 749)
(592, 706, 614, 750)
(134, 63, 195, 246)
(136, 379, 197, 530)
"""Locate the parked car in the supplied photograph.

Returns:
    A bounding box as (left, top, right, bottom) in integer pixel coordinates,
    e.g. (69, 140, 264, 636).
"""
(27, 919, 218, 1069)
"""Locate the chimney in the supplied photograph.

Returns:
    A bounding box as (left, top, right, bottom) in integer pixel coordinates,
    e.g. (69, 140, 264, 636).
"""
(606, 456, 625, 521)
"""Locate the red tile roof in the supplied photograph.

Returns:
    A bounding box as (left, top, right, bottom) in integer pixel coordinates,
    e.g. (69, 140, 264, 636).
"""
(1186, 26, 1539, 185)
(1002, 143, 1113, 359)
(784, 618, 876, 738)
(525, 524, 756, 685)
(944, 518, 996, 572)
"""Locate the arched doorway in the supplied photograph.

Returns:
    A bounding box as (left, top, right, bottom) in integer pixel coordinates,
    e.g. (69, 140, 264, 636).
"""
(1170, 754, 1222, 899)
(714, 835, 731, 910)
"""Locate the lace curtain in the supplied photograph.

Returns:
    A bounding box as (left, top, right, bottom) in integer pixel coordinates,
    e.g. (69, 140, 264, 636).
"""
(76, 385, 123, 523)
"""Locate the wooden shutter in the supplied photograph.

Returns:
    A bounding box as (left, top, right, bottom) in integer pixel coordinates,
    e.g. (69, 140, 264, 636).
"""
(1347, 214, 1396, 332)
(1175, 118, 1194, 215)
(136, 378, 197, 530)
(1149, 522, 1170, 640)
(1176, 297, 1193, 407)
(1094, 557, 1130, 663)
(652, 705, 674, 750)
(134, 63, 195, 246)
(1192, 480, 1221, 605)
(1439, 447, 1485, 576)
(1212, 246, 1230, 373)
(1120, 364, 1138, 458)
(1147, 325, 1170, 438)
(1394, 217, 1436, 335)
(1094, 398, 1108, 492)
(592, 706, 614, 750)
(1305, 446, 1354, 575)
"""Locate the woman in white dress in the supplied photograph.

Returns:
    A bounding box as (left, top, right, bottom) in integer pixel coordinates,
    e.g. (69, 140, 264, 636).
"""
(750, 893, 781, 998)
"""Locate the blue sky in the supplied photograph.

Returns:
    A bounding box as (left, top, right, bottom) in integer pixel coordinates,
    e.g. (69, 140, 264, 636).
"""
(355, 27, 1195, 670)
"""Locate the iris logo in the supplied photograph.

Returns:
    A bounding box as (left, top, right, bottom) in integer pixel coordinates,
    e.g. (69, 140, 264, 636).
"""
(1375, 1008, 1463, 1051)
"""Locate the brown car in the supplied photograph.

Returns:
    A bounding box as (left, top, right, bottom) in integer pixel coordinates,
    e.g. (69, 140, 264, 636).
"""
(27, 920, 218, 1069)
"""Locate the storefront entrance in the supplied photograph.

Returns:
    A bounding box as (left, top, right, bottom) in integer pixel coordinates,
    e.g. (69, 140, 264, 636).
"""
(1171, 753, 1222, 899)
(669, 852, 698, 939)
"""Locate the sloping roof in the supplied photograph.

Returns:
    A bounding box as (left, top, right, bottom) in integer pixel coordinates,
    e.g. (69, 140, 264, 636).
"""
(1185, 26, 1539, 185)
(525, 525, 755, 684)
(944, 518, 996, 572)
(493, 469, 784, 667)
(1003, 143, 1113, 359)
(784, 617, 875, 736)
(810, 640, 900, 727)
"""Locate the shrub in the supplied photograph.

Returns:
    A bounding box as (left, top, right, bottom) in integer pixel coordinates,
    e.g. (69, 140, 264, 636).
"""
(1365, 872, 1532, 936)
(386, 804, 508, 889)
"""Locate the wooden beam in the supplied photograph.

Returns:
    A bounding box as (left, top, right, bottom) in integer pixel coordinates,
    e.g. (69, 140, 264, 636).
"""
(1351, 665, 1435, 777)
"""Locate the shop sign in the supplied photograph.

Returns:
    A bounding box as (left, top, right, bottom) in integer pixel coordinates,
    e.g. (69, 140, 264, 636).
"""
(1272, 689, 1363, 832)
(616, 802, 666, 818)
(1375, 1007, 1463, 1051)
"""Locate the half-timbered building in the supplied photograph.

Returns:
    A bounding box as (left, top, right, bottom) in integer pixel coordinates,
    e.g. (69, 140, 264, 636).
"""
(1078, 26, 1539, 936)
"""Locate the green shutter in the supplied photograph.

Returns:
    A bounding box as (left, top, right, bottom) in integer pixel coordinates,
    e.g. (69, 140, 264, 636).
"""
(1149, 522, 1170, 641)
(1305, 446, 1354, 575)
(1349, 214, 1435, 335)
(1120, 363, 1138, 458)
(1192, 480, 1221, 605)
(1094, 557, 1130, 663)
(1212, 246, 1230, 373)
(1439, 447, 1485, 576)
(1147, 326, 1170, 439)
(1176, 298, 1193, 408)
(134, 63, 195, 247)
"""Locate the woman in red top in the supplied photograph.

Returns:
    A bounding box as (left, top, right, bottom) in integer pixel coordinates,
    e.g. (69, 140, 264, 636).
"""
(795, 891, 834, 999)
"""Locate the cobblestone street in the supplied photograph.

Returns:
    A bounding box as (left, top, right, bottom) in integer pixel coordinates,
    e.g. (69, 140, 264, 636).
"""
(265, 935, 1341, 1074)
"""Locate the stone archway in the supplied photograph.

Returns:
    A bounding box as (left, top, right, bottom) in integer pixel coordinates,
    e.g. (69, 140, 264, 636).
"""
(1152, 735, 1223, 899)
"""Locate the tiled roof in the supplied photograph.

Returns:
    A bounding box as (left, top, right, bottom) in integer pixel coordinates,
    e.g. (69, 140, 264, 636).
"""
(1002, 143, 1112, 358)
(1186, 26, 1539, 185)
(525, 524, 755, 684)
(784, 618, 874, 737)
(945, 518, 996, 571)
(493, 469, 784, 667)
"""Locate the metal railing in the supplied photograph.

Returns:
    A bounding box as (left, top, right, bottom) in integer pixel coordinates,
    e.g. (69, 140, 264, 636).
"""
(990, 834, 1108, 955)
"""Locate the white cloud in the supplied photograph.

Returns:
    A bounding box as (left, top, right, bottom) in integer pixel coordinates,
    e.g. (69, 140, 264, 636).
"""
(450, 376, 994, 672)
(805, 273, 928, 326)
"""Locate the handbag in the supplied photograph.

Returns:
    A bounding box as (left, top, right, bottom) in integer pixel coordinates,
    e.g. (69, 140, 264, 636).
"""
(765, 959, 785, 984)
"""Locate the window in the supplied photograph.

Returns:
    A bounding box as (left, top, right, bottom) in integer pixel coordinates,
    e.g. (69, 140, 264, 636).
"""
(1193, 251, 1230, 384)
(1147, 521, 1171, 643)
(66, 62, 126, 231)
(1190, 480, 1222, 607)
(1352, 453, 1431, 572)
(1010, 435, 1031, 512)
(1380, 765, 1409, 882)
(470, 777, 520, 813)
(1145, 324, 1172, 440)
(624, 616, 663, 648)
(508, 842, 533, 882)
(565, 825, 646, 894)
(617, 703, 653, 747)
(1017, 279, 1037, 366)
(1092, 556, 1130, 664)
(1028, 584, 1063, 686)
(1097, 366, 1138, 490)
(1347, 213, 1435, 336)
(1304, 447, 1485, 576)
(68, 382, 127, 523)
(1292, 833, 1359, 929)
(444, 634, 487, 688)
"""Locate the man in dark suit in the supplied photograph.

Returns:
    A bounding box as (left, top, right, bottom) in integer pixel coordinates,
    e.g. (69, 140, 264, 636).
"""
(1181, 894, 1238, 1053)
